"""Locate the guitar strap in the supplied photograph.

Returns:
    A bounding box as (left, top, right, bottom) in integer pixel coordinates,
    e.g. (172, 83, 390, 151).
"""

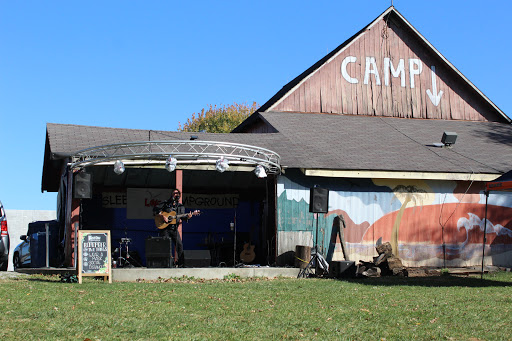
(169, 202, 186, 230)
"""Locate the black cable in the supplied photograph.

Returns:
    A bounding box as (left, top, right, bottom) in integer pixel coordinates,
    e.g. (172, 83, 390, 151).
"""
(446, 147, 502, 174)
(377, 117, 472, 172)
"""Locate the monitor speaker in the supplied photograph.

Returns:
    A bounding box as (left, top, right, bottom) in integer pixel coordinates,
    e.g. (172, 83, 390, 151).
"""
(73, 172, 92, 199)
(309, 187, 329, 213)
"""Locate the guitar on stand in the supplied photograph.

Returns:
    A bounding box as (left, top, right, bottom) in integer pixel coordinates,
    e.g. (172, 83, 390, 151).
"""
(240, 242, 255, 263)
(154, 210, 201, 229)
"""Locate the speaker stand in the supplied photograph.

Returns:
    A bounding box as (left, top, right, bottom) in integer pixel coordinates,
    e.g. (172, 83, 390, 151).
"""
(298, 213, 328, 278)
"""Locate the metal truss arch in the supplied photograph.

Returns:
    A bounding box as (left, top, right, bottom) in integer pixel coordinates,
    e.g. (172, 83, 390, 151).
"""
(69, 140, 281, 174)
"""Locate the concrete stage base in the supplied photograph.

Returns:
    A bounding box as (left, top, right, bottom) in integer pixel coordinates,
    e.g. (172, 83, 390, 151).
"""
(14, 266, 301, 282)
(113, 267, 301, 282)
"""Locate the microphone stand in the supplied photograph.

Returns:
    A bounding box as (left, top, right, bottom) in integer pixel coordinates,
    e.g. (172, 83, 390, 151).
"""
(232, 210, 237, 267)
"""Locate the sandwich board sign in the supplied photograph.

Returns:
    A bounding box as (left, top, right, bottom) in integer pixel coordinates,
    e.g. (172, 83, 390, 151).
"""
(78, 230, 112, 284)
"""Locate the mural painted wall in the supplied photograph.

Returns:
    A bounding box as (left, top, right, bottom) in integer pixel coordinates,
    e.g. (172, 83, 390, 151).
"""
(277, 171, 512, 267)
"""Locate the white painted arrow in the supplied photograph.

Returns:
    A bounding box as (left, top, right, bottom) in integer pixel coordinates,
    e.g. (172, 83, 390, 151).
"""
(426, 65, 443, 106)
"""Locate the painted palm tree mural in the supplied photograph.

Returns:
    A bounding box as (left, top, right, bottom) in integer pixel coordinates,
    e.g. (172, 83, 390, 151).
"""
(390, 184, 428, 257)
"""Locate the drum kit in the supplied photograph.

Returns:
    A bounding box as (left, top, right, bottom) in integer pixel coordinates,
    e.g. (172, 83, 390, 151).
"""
(113, 237, 141, 268)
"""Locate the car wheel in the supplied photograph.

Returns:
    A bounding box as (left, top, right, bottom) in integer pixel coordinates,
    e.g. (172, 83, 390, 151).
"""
(13, 253, 20, 270)
(0, 260, 7, 271)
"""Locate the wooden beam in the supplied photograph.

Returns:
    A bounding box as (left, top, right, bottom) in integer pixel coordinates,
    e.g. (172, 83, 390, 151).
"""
(303, 169, 500, 181)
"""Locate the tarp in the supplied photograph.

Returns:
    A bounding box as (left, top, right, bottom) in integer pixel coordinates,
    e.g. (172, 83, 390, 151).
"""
(486, 170, 512, 192)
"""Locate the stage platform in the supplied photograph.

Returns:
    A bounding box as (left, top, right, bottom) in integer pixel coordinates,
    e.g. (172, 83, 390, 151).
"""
(15, 266, 301, 282)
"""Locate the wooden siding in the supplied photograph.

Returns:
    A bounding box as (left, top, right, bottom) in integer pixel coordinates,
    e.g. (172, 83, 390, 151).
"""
(271, 16, 501, 122)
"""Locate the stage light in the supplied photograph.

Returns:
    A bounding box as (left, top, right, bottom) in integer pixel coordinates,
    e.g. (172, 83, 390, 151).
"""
(215, 157, 229, 173)
(165, 156, 177, 172)
(113, 160, 125, 175)
(254, 165, 267, 178)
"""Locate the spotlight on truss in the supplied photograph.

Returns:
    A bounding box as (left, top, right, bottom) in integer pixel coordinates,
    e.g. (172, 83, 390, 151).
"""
(254, 165, 267, 178)
(113, 160, 125, 175)
(165, 156, 178, 172)
(215, 157, 229, 173)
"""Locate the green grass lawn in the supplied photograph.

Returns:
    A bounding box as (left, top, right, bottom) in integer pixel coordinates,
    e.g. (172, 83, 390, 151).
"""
(1, 272, 511, 340)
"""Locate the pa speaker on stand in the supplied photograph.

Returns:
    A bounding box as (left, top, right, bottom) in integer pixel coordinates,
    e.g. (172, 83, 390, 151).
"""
(299, 186, 330, 278)
(309, 187, 329, 213)
(73, 172, 93, 199)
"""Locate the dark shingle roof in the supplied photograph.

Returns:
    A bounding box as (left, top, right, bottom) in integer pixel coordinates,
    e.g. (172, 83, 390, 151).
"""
(45, 123, 292, 159)
(258, 112, 512, 174)
(46, 114, 512, 176)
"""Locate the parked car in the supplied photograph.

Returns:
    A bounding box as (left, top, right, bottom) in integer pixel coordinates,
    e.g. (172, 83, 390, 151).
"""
(13, 220, 63, 270)
(0, 201, 9, 271)
(13, 234, 31, 270)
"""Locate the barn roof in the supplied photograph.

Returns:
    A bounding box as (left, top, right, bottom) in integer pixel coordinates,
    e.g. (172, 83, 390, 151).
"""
(258, 111, 512, 174)
(42, 116, 512, 191)
(44, 123, 290, 159)
(42, 123, 294, 191)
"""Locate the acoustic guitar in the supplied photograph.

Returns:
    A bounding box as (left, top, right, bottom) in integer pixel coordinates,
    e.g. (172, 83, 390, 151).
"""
(154, 210, 201, 230)
(240, 243, 255, 263)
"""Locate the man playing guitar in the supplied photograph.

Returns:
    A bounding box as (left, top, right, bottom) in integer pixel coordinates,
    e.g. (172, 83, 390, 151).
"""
(153, 189, 195, 267)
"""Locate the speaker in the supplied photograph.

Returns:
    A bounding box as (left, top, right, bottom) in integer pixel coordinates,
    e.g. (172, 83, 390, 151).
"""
(145, 237, 173, 267)
(329, 261, 356, 278)
(73, 172, 92, 199)
(145, 237, 172, 258)
(309, 187, 329, 213)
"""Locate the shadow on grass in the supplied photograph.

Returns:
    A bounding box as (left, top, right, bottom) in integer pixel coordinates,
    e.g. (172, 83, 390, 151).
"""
(339, 274, 512, 288)
(25, 276, 66, 283)
(24, 272, 82, 283)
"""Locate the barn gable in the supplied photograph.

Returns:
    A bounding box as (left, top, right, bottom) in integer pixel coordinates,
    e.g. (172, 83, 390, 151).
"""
(258, 7, 509, 123)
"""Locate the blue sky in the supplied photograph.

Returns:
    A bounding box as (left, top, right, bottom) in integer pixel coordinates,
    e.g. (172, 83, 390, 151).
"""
(1, 1, 511, 210)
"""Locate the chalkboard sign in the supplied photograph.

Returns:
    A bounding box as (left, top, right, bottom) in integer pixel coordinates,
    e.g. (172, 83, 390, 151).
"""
(78, 230, 112, 283)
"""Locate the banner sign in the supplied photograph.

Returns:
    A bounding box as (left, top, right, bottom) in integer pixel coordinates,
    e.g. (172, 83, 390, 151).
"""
(102, 192, 127, 208)
(127, 188, 239, 219)
(78, 230, 112, 284)
(183, 193, 239, 209)
(127, 188, 171, 220)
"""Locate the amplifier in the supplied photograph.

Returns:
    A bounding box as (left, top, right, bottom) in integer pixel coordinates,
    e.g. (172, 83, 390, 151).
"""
(145, 237, 172, 258)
